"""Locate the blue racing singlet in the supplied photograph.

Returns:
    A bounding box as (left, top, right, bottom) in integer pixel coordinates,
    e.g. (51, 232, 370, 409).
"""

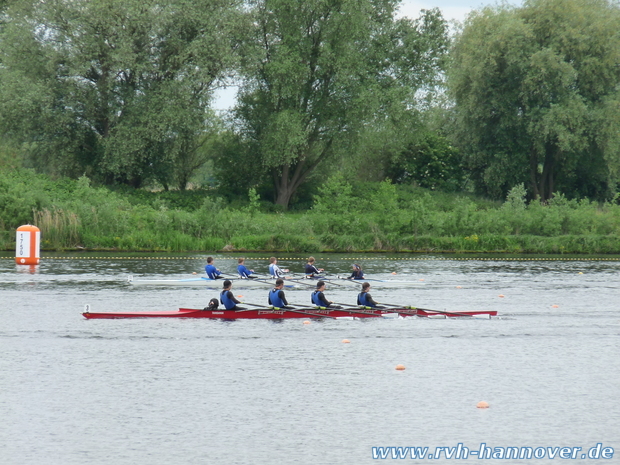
(357, 292, 374, 307)
(269, 288, 285, 308)
(220, 290, 236, 310)
(311, 290, 324, 307)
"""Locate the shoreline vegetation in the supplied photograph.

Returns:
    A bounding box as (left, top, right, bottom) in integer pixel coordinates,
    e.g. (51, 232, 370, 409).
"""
(2, 171, 620, 255)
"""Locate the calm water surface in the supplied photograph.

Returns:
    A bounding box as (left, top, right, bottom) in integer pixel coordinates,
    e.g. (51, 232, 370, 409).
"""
(1, 253, 619, 465)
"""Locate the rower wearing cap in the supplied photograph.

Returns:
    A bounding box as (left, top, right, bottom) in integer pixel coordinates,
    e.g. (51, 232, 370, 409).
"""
(347, 263, 364, 280)
(220, 280, 245, 310)
(357, 282, 384, 309)
(305, 256, 324, 278)
(268, 278, 292, 309)
(310, 281, 341, 309)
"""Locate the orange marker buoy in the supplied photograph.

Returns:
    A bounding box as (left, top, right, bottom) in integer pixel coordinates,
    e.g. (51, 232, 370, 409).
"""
(419, 279, 425, 281)
(237, 295, 243, 298)
(15, 225, 41, 265)
(395, 364, 406, 371)
(342, 339, 350, 343)
(551, 304, 559, 308)
(192, 272, 197, 275)
(456, 286, 462, 289)
(477, 401, 490, 408)
(498, 294, 505, 298)
(303, 320, 311, 325)
(391, 272, 397, 275)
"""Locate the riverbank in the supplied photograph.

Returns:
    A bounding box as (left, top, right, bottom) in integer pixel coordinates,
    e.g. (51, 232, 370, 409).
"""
(2, 170, 620, 254)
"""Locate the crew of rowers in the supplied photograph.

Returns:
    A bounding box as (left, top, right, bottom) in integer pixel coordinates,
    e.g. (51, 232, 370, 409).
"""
(205, 255, 363, 281)
(217, 278, 383, 311)
(205, 256, 380, 311)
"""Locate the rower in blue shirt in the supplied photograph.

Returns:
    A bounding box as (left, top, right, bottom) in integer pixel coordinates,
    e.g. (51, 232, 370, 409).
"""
(268, 278, 292, 309)
(357, 282, 384, 309)
(220, 280, 245, 310)
(310, 281, 341, 309)
(237, 257, 256, 278)
(205, 256, 223, 280)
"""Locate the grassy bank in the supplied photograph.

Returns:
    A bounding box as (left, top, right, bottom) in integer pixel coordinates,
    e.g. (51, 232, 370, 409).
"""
(2, 170, 620, 254)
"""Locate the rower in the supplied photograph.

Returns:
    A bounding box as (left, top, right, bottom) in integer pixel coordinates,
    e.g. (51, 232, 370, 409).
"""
(220, 280, 245, 310)
(269, 257, 289, 279)
(357, 282, 384, 309)
(268, 278, 292, 309)
(205, 257, 223, 280)
(305, 256, 324, 278)
(237, 257, 256, 279)
(311, 281, 341, 309)
(347, 263, 364, 280)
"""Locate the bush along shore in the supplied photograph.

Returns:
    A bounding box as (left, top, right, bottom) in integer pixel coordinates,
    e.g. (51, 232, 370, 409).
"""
(2, 171, 620, 254)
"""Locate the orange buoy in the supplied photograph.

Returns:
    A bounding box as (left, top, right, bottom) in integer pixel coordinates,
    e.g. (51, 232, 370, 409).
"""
(15, 225, 40, 265)
(391, 272, 397, 275)
(419, 279, 425, 281)
(342, 339, 350, 343)
(551, 304, 559, 308)
(477, 401, 490, 408)
(498, 294, 505, 298)
(395, 364, 406, 371)
(456, 286, 462, 289)
(303, 320, 311, 325)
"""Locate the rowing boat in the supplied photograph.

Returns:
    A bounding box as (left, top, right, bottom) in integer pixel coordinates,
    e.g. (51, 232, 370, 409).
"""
(82, 306, 497, 320)
(127, 276, 302, 288)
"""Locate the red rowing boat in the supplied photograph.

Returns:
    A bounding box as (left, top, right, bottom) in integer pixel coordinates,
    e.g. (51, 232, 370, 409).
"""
(82, 307, 497, 320)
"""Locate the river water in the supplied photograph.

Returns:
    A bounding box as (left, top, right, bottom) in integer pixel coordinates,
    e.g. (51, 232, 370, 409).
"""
(1, 253, 619, 465)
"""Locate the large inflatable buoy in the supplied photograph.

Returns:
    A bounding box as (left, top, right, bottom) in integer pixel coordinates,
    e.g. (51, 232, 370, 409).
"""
(15, 225, 41, 265)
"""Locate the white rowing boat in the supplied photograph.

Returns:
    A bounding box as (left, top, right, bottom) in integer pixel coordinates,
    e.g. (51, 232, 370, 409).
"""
(127, 276, 303, 288)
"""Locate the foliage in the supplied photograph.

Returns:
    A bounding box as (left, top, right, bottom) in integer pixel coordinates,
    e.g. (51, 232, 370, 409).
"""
(233, 0, 449, 209)
(2, 171, 620, 253)
(387, 131, 464, 191)
(449, 0, 620, 201)
(0, 0, 240, 188)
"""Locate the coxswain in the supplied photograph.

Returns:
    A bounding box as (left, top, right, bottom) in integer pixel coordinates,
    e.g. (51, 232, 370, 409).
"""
(220, 280, 245, 310)
(237, 257, 256, 278)
(269, 257, 289, 279)
(205, 256, 223, 280)
(310, 281, 341, 309)
(305, 256, 324, 278)
(357, 282, 384, 309)
(348, 263, 364, 280)
(268, 278, 292, 309)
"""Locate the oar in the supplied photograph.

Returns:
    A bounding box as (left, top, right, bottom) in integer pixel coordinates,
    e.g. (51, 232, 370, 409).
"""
(379, 302, 485, 318)
(240, 302, 337, 319)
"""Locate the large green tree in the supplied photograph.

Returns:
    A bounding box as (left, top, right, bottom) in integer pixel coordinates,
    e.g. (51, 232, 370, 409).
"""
(449, 0, 620, 201)
(0, 0, 239, 188)
(233, 0, 448, 208)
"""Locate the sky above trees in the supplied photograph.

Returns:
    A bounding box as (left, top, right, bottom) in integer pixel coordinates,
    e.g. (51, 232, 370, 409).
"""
(212, 0, 524, 110)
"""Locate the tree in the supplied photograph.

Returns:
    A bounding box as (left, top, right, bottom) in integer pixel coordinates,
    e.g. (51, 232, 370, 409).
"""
(233, 0, 449, 209)
(387, 131, 464, 192)
(0, 0, 240, 188)
(449, 0, 620, 201)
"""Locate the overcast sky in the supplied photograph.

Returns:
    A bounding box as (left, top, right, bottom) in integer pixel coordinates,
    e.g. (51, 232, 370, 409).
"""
(213, 0, 524, 109)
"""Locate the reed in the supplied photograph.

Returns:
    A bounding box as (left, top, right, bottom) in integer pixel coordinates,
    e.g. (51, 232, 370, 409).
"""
(3, 170, 620, 253)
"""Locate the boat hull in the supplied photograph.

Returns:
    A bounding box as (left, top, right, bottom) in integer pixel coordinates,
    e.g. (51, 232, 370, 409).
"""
(127, 276, 301, 289)
(82, 307, 497, 320)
